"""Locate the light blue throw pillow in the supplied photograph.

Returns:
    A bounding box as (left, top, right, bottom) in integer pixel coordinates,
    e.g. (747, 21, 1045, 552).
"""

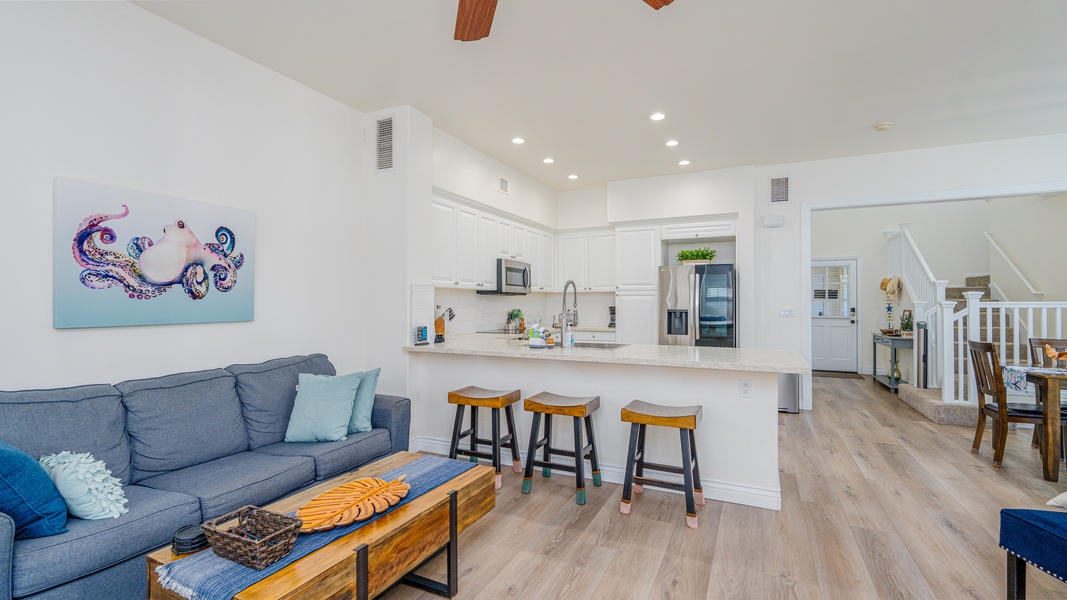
(348, 367, 381, 433)
(0, 440, 68, 539)
(284, 372, 363, 442)
(39, 452, 128, 520)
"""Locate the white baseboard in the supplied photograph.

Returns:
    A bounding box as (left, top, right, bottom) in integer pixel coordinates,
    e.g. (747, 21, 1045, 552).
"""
(410, 435, 782, 511)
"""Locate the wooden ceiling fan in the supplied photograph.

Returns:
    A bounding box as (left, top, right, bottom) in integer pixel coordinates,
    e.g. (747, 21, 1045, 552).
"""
(455, 0, 675, 42)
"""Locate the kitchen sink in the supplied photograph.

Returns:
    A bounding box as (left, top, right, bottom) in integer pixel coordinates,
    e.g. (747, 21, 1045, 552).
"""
(569, 341, 628, 350)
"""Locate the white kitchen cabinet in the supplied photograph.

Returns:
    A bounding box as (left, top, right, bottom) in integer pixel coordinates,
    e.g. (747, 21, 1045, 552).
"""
(476, 213, 498, 289)
(524, 228, 540, 289)
(661, 220, 736, 241)
(495, 220, 512, 258)
(615, 292, 658, 345)
(558, 233, 588, 290)
(510, 224, 526, 260)
(615, 226, 660, 291)
(557, 229, 615, 292)
(539, 233, 555, 292)
(455, 206, 479, 287)
(431, 198, 458, 286)
(572, 330, 616, 342)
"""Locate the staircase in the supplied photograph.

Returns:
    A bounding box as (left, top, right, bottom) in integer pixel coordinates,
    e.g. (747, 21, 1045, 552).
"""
(948, 275, 1026, 370)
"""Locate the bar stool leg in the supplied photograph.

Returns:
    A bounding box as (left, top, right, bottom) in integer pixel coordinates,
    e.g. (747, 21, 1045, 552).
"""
(680, 428, 698, 529)
(448, 405, 466, 460)
(491, 407, 502, 489)
(620, 423, 640, 515)
(504, 405, 523, 473)
(573, 416, 586, 505)
(521, 412, 542, 494)
(468, 407, 480, 463)
(542, 414, 554, 477)
(688, 427, 704, 505)
(633, 424, 646, 494)
(584, 415, 602, 487)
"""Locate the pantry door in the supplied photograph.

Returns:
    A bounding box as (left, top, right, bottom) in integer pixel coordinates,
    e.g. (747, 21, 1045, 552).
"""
(811, 259, 858, 372)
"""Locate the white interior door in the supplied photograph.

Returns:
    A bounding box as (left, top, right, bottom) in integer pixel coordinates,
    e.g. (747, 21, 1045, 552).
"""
(811, 259, 858, 372)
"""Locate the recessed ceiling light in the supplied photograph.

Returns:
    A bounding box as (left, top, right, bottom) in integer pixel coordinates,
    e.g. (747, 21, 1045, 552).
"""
(512, 137, 525, 144)
(873, 122, 892, 132)
(665, 140, 679, 147)
(678, 160, 691, 166)
(543, 158, 554, 164)
(568, 174, 578, 180)
(650, 113, 665, 121)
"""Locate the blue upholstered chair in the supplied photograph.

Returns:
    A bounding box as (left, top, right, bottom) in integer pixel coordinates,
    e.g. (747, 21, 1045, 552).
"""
(1000, 508, 1067, 599)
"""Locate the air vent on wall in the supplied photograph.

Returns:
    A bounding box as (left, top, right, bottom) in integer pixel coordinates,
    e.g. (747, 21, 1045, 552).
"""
(375, 117, 394, 171)
(498, 178, 509, 194)
(770, 177, 789, 203)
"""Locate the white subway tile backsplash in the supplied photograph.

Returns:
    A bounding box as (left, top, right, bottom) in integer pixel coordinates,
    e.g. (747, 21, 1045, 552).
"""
(434, 289, 616, 335)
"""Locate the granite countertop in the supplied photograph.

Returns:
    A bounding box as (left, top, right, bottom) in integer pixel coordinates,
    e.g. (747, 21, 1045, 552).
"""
(405, 333, 810, 374)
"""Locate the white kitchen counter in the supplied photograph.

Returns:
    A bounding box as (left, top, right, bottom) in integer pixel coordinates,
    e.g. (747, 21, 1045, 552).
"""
(405, 333, 810, 374)
(406, 334, 809, 511)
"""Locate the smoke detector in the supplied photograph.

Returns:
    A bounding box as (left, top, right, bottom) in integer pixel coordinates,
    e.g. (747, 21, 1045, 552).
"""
(874, 122, 893, 132)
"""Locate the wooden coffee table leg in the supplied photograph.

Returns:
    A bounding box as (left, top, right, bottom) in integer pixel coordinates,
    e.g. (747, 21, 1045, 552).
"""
(400, 490, 459, 597)
(354, 543, 369, 600)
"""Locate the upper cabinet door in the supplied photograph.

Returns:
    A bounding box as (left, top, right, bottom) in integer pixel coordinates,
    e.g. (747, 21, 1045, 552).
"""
(496, 220, 513, 258)
(476, 213, 498, 289)
(587, 232, 616, 291)
(615, 226, 660, 291)
(455, 206, 479, 287)
(431, 199, 458, 286)
(540, 234, 555, 292)
(524, 228, 541, 289)
(558, 234, 588, 290)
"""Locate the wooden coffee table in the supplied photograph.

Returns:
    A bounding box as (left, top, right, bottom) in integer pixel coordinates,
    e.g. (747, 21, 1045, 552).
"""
(147, 452, 495, 600)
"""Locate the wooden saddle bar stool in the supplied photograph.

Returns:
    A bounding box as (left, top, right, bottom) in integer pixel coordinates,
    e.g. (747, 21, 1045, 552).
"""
(520, 391, 603, 505)
(619, 399, 705, 529)
(447, 386, 522, 489)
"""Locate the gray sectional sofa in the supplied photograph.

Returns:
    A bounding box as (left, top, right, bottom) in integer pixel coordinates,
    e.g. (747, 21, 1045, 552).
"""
(0, 354, 410, 600)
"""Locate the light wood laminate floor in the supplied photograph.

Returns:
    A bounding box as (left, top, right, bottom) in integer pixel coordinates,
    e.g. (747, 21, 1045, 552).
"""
(383, 376, 1067, 599)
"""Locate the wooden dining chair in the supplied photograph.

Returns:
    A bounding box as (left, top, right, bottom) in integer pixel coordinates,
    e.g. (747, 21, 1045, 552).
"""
(1030, 338, 1067, 368)
(969, 340, 1065, 467)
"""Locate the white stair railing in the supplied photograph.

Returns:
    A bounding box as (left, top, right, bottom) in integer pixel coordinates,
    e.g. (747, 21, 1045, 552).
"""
(887, 224, 947, 390)
(983, 231, 1044, 300)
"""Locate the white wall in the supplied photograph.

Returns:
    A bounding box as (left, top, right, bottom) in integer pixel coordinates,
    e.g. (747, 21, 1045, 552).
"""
(557, 188, 609, 229)
(988, 193, 1067, 302)
(0, 3, 369, 389)
(433, 130, 558, 229)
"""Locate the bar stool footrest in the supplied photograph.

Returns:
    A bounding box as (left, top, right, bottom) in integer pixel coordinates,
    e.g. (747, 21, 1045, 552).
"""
(632, 475, 690, 494)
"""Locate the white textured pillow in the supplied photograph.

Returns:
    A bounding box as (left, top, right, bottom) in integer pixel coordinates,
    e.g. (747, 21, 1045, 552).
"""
(1049, 490, 1067, 509)
(39, 452, 128, 520)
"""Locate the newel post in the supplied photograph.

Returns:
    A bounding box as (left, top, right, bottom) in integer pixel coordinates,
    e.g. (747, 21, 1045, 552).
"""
(963, 291, 985, 403)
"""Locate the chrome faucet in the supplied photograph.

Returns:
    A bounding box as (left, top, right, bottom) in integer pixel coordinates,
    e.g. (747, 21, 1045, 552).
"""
(561, 280, 579, 343)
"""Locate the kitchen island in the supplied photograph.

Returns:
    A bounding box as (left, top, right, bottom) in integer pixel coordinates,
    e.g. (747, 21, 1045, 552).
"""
(405, 334, 809, 510)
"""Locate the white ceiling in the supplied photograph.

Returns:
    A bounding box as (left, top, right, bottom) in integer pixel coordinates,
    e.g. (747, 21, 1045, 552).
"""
(134, 0, 1067, 192)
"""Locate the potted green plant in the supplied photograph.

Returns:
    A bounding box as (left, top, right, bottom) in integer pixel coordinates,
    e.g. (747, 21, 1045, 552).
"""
(506, 308, 523, 333)
(677, 248, 716, 264)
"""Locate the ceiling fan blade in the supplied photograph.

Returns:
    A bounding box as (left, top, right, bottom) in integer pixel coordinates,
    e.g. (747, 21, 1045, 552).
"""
(455, 0, 498, 42)
(643, 0, 675, 8)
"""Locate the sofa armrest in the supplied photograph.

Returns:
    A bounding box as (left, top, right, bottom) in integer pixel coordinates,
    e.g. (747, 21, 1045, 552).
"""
(371, 394, 410, 454)
(0, 511, 13, 600)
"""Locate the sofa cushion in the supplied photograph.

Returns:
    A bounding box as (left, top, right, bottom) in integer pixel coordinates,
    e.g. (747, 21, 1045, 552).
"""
(117, 369, 249, 483)
(284, 372, 362, 443)
(0, 440, 68, 540)
(349, 368, 381, 433)
(226, 354, 336, 450)
(136, 452, 314, 520)
(0, 384, 131, 484)
(253, 429, 392, 481)
(10, 485, 200, 598)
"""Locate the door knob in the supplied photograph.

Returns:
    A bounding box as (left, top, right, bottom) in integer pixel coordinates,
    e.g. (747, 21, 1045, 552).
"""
(850, 319, 856, 324)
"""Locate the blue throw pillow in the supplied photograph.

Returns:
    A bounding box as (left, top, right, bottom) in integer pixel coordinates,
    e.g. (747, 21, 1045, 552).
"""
(348, 368, 381, 433)
(0, 440, 68, 539)
(284, 372, 363, 443)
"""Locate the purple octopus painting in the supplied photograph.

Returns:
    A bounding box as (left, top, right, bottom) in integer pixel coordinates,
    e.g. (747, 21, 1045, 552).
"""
(53, 178, 255, 329)
(73, 205, 244, 300)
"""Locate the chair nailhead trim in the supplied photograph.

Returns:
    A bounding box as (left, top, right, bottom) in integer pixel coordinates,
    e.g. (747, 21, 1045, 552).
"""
(1001, 546, 1067, 583)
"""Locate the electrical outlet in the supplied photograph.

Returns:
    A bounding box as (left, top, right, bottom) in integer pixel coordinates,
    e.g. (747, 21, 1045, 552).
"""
(740, 380, 752, 398)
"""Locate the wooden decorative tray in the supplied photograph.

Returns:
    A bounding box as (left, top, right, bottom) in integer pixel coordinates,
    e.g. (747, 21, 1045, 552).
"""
(295, 476, 410, 533)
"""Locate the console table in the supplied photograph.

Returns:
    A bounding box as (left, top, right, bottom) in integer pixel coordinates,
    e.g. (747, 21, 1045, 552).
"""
(872, 332, 912, 393)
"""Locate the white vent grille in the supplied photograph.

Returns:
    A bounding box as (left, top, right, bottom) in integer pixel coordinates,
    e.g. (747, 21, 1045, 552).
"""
(376, 117, 393, 171)
(498, 178, 509, 194)
(770, 177, 789, 203)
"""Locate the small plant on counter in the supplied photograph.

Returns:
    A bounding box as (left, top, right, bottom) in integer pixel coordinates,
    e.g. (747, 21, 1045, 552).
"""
(900, 311, 913, 332)
(676, 248, 716, 263)
(507, 308, 523, 322)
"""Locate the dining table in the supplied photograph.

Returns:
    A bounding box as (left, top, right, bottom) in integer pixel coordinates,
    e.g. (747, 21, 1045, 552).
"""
(1022, 367, 1067, 482)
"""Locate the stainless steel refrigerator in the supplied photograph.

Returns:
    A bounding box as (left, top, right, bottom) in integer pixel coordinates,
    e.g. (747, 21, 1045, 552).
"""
(659, 263, 736, 347)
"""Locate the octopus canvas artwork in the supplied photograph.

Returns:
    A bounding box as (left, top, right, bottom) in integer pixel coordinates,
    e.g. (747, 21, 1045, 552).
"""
(53, 178, 255, 329)
(73, 205, 244, 301)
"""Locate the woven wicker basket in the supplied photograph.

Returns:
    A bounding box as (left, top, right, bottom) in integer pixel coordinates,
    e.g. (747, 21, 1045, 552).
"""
(201, 505, 302, 570)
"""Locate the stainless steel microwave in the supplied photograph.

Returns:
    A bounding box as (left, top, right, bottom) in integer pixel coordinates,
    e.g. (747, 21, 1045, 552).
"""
(478, 258, 531, 295)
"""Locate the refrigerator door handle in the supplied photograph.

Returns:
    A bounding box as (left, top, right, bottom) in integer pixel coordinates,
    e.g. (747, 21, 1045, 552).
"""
(691, 271, 700, 344)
